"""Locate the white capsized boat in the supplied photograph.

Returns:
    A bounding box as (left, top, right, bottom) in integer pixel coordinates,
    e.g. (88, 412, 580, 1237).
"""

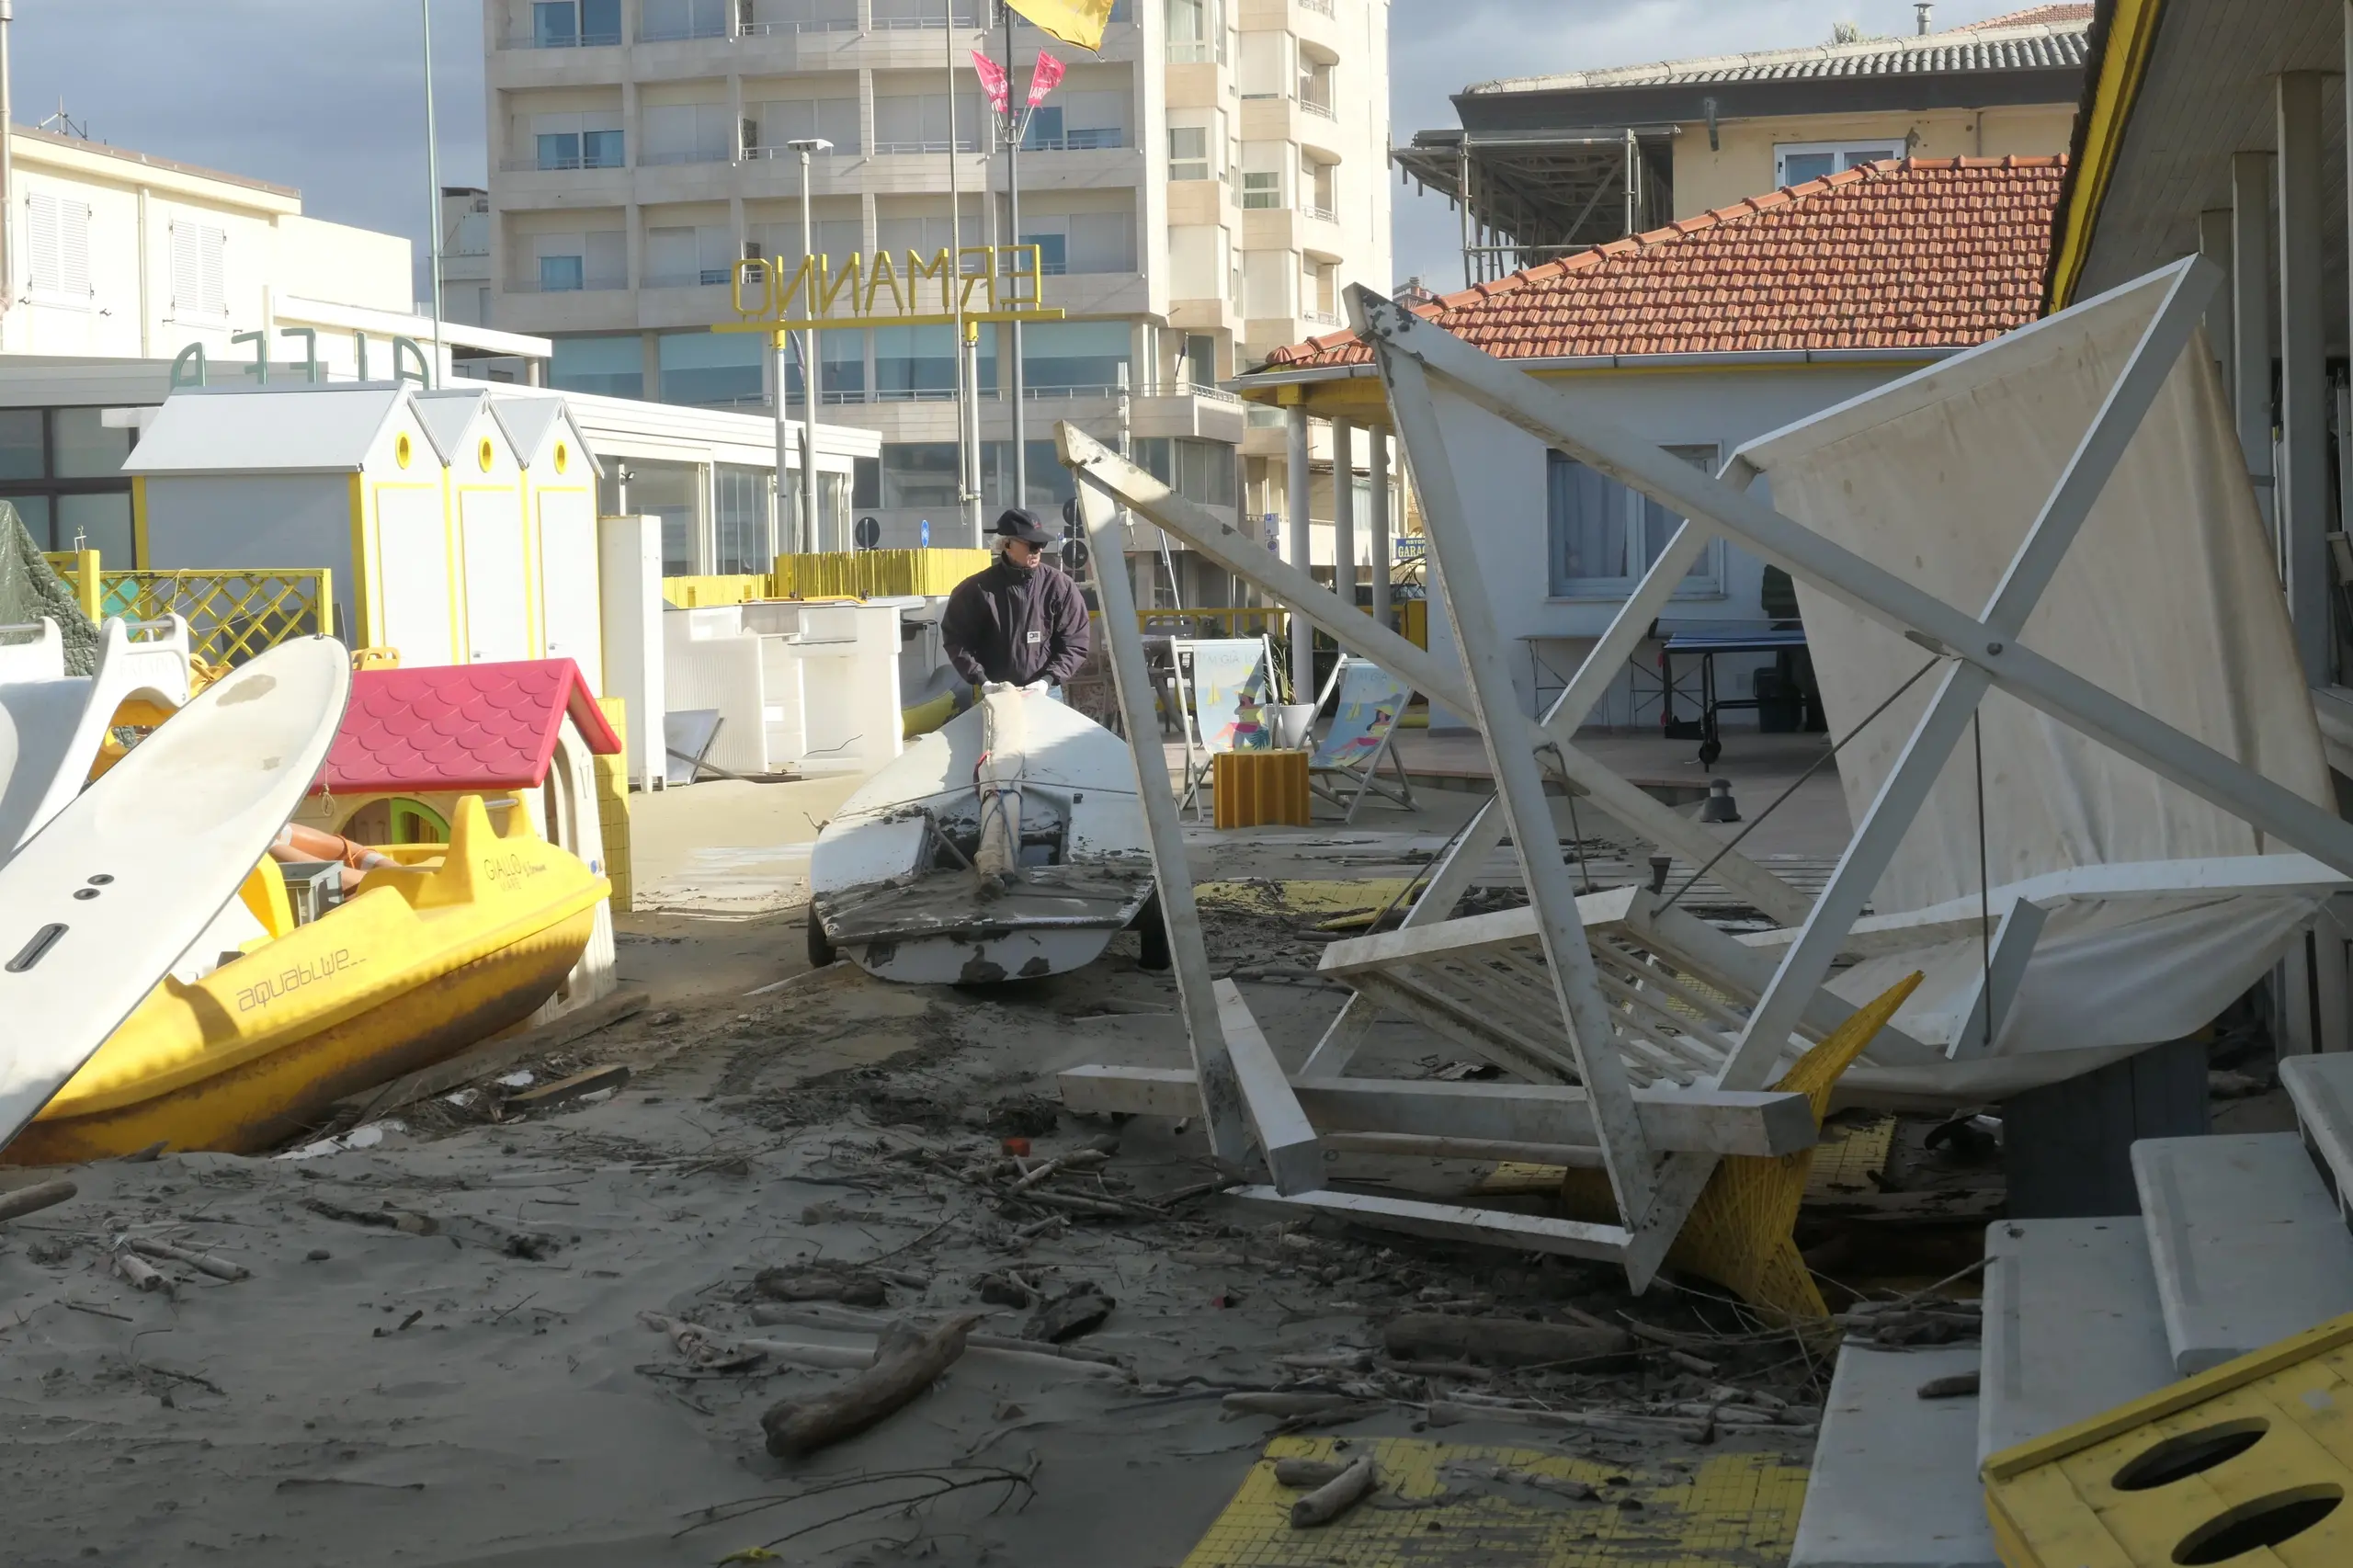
(809, 686, 1158, 984)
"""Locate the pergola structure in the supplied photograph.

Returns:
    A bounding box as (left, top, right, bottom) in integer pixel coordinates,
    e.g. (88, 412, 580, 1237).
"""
(1055, 258, 2353, 1288)
(1391, 128, 1676, 286)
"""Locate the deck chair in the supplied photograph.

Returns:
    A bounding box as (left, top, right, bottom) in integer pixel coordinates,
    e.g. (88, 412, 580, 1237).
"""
(1171, 635, 1276, 819)
(1306, 653, 1416, 821)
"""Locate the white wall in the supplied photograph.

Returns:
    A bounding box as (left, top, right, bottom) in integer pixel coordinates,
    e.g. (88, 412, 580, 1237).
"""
(1415, 363, 1909, 728)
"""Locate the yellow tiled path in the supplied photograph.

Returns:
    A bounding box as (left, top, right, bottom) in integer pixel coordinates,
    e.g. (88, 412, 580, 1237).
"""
(1180, 1435, 1807, 1568)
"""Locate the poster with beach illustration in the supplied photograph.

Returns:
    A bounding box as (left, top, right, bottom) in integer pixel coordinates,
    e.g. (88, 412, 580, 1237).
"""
(1308, 656, 1418, 821)
(1182, 639, 1274, 753)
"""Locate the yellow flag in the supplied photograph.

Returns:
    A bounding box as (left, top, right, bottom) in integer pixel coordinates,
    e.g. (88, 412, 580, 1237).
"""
(1004, 0, 1113, 51)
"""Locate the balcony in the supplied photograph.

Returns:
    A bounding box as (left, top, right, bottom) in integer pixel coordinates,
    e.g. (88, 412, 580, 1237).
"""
(642, 268, 734, 289)
(1303, 307, 1341, 326)
(500, 153, 627, 173)
(497, 26, 622, 49)
(640, 147, 733, 166)
(1303, 202, 1337, 223)
(1023, 128, 1129, 153)
(742, 17, 860, 33)
(1299, 95, 1336, 120)
(638, 18, 728, 40)
(870, 138, 984, 154)
(1300, 0, 1334, 12)
(507, 274, 630, 294)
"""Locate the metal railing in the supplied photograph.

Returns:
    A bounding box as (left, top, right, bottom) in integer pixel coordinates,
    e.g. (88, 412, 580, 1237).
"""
(1024, 128, 1127, 152)
(638, 19, 729, 41)
(500, 155, 626, 173)
(643, 269, 734, 289)
(100, 569, 335, 668)
(742, 17, 861, 33)
(639, 147, 732, 166)
(870, 12, 982, 26)
(1300, 0, 1336, 14)
(507, 275, 631, 294)
(1137, 606, 1285, 636)
(745, 142, 860, 158)
(871, 137, 983, 154)
(498, 28, 622, 48)
(1303, 308, 1343, 325)
(1299, 96, 1336, 119)
(1304, 202, 1337, 222)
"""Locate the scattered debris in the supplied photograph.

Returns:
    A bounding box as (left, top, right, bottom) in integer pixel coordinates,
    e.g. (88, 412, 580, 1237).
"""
(0, 1178, 77, 1223)
(1381, 1312, 1631, 1368)
(1023, 1281, 1113, 1343)
(127, 1236, 247, 1281)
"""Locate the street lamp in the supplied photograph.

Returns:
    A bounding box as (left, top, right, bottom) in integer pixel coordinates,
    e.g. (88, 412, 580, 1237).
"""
(784, 137, 833, 553)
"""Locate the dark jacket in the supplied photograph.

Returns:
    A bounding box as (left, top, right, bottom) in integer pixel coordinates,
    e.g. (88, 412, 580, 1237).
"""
(940, 555, 1091, 687)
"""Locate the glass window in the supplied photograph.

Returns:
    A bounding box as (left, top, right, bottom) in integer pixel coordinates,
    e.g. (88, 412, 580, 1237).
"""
(53, 407, 129, 479)
(1021, 319, 1129, 391)
(1546, 443, 1721, 598)
(1169, 127, 1210, 180)
(58, 492, 131, 564)
(584, 129, 625, 167)
(874, 324, 966, 401)
(581, 0, 621, 42)
(0, 494, 51, 545)
(537, 131, 581, 170)
(1241, 169, 1282, 210)
(533, 1, 579, 47)
(881, 442, 961, 509)
(551, 335, 644, 398)
(0, 409, 43, 480)
(627, 460, 698, 575)
(713, 463, 771, 574)
(1024, 107, 1064, 151)
(658, 330, 764, 406)
(540, 255, 585, 292)
(1022, 232, 1068, 276)
(852, 455, 881, 508)
(1773, 140, 1903, 187)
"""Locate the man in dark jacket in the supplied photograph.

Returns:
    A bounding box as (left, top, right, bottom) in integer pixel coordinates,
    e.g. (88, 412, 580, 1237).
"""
(940, 507, 1091, 689)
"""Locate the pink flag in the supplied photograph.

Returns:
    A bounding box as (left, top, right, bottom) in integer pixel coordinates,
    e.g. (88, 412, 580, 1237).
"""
(971, 48, 1010, 115)
(1027, 50, 1065, 107)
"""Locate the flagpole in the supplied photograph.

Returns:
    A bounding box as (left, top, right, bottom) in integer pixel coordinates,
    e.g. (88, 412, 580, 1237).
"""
(1004, 0, 1027, 513)
(947, 0, 975, 547)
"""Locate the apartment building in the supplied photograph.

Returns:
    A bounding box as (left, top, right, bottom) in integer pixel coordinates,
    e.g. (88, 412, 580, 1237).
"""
(478, 0, 1391, 597)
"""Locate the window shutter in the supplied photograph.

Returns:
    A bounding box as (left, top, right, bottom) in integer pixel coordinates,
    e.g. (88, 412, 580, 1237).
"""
(171, 220, 198, 312)
(200, 226, 226, 315)
(27, 193, 59, 294)
(61, 203, 91, 298)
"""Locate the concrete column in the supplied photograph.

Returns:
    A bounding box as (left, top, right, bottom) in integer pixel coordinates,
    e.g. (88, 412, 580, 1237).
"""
(2231, 152, 2276, 533)
(2278, 73, 2330, 684)
(2197, 208, 2234, 385)
(1286, 403, 1312, 698)
(1369, 425, 1392, 629)
(1331, 418, 1357, 615)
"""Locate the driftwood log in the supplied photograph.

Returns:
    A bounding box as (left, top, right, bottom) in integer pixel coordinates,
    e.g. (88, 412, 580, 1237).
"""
(0, 1179, 75, 1223)
(1289, 1456, 1377, 1528)
(759, 1313, 983, 1460)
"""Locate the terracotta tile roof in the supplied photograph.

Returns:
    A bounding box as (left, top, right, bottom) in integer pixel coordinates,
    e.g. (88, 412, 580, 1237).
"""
(1258, 155, 2063, 372)
(314, 659, 620, 796)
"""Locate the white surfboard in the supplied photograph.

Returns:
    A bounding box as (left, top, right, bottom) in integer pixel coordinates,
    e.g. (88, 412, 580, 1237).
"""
(0, 635, 349, 1150)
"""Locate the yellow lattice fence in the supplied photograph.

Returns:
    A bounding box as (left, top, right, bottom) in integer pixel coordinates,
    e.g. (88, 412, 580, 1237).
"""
(39, 549, 101, 622)
(99, 568, 334, 667)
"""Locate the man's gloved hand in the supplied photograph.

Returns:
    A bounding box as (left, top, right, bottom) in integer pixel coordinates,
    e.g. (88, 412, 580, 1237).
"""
(982, 680, 1019, 695)
(1022, 680, 1051, 694)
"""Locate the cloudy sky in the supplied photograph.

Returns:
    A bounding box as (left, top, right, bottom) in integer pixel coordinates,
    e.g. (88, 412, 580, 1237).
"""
(8, 0, 2046, 301)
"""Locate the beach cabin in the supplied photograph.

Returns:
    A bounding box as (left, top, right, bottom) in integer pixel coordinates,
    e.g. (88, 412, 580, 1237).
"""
(491, 393, 605, 690)
(125, 382, 446, 653)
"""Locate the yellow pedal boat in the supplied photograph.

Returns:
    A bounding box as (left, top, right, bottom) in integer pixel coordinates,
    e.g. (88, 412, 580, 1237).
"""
(7, 794, 609, 1163)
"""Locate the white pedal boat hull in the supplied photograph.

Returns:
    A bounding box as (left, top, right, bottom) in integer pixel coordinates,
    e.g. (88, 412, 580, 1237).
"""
(810, 688, 1153, 984)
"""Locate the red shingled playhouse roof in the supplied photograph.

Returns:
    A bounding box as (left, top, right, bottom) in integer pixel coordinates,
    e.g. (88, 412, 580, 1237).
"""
(1261, 156, 2065, 372)
(314, 659, 620, 796)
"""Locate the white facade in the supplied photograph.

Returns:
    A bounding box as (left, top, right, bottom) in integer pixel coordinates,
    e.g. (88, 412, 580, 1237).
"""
(0, 126, 538, 389)
(477, 0, 1391, 595)
(1404, 358, 1938, 728)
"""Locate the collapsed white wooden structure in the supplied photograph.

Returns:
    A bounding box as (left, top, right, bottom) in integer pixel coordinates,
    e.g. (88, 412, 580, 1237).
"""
(1053, 255, 2353, 1289)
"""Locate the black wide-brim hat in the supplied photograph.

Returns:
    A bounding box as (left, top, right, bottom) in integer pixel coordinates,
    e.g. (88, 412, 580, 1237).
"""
(993, 507, 1056, 548)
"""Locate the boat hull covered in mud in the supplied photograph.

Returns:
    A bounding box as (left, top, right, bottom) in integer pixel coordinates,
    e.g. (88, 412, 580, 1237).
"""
(810, 687, 1154, 984)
